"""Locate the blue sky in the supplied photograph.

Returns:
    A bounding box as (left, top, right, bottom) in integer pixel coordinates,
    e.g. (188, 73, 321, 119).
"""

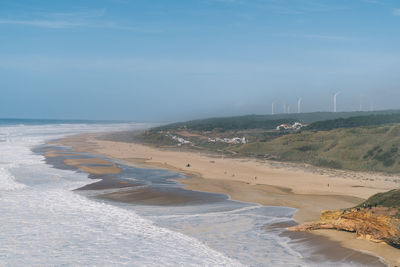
(1, 0, 400, 121)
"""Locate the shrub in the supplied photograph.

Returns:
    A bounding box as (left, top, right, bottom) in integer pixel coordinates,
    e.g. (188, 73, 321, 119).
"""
(296, 145, 314, 152)
(316, 158, 342, 169)
(383, 158, 395, 166)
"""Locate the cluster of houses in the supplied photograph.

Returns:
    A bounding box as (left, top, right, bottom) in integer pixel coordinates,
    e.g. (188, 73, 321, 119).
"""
(276, 122, 304, 131)
(165, 133, 192, 145)
(208, 137, 247, 144)
(165, 131, 247, 146)
(164, 122, 304, 147)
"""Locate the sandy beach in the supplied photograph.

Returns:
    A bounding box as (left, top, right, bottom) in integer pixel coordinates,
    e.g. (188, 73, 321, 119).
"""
(53, 133, 400, 266)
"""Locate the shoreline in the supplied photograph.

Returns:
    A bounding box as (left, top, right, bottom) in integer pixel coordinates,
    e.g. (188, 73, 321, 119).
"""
(52, 133, 400, 266)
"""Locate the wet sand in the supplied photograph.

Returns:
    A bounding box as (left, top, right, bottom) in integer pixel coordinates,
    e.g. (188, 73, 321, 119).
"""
(99, 186, 227, 206)
(267, 221, 386, 266)
(43, 145, 227, 206)
(46, 134, 400, 266)
(77, 175, 135, 190)
(62, 158, 121, 175)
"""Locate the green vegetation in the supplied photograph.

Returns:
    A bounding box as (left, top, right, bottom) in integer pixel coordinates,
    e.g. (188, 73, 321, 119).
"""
(358, 189, 400, 209)
(154, 110, 400, 132)
(316, 158, 343, 169)
(101, 130, 178, 146)
(363, 144, 398, 167)
(236, 124, 400, 173)
(306, 113, 400, 131)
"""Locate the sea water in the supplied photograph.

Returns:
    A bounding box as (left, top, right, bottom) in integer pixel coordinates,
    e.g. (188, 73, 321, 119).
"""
(0, 121, 383, 266)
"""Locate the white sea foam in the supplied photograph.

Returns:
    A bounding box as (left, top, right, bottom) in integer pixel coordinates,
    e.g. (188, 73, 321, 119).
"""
(0, 123, 243, 266)
(1, 188, 243, 266)
(0, 167, 25, 191)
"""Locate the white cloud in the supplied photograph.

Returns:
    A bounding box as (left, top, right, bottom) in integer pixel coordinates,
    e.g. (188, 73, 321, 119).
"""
(361, 0, 383, 4)
(0, 19, 82, 28)
(393, 9, 400, 16)
(43, 9, 107, 20)
(302, 34, 358, 41)
(0, 9, 109, 29)
(281, 33, 358, 42)
(0, 9, 144, 31)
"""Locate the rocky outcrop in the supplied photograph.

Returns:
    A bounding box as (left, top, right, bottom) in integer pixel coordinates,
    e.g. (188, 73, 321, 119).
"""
(288, 207, 400, 248)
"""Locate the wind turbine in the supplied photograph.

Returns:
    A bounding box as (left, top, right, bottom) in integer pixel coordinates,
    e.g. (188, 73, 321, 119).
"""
(333, 92, 340, 112)
(271, 102, 275, 115)
(297, 97, 302, 113)
(283, 103, 287, 114)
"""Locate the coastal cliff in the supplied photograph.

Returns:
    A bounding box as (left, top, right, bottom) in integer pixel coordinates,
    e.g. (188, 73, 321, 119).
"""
(289, 189, 400, 249)
(289, 208, 400, 248)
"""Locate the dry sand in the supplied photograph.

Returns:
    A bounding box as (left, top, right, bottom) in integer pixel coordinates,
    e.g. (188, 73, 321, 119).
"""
(54, 134, 400, 266)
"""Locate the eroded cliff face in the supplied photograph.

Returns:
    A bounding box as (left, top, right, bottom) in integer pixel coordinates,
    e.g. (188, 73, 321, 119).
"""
(289, 207, 400, 248)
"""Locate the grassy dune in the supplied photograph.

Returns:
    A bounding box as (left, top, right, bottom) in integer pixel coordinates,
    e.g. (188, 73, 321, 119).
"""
(359, 189, 400, 209)
(106, 112, 400, 174)
(235, 124, 400, 173)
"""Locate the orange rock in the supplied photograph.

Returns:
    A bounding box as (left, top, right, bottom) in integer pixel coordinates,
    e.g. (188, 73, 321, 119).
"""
(288, 207, 400, 249)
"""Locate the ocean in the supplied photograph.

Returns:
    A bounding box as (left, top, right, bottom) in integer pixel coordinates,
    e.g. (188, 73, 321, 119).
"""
(0, 120, 385, 266)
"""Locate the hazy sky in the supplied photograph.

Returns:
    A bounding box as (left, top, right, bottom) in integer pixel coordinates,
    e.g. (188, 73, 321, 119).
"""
(1, 0, 400, 121)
